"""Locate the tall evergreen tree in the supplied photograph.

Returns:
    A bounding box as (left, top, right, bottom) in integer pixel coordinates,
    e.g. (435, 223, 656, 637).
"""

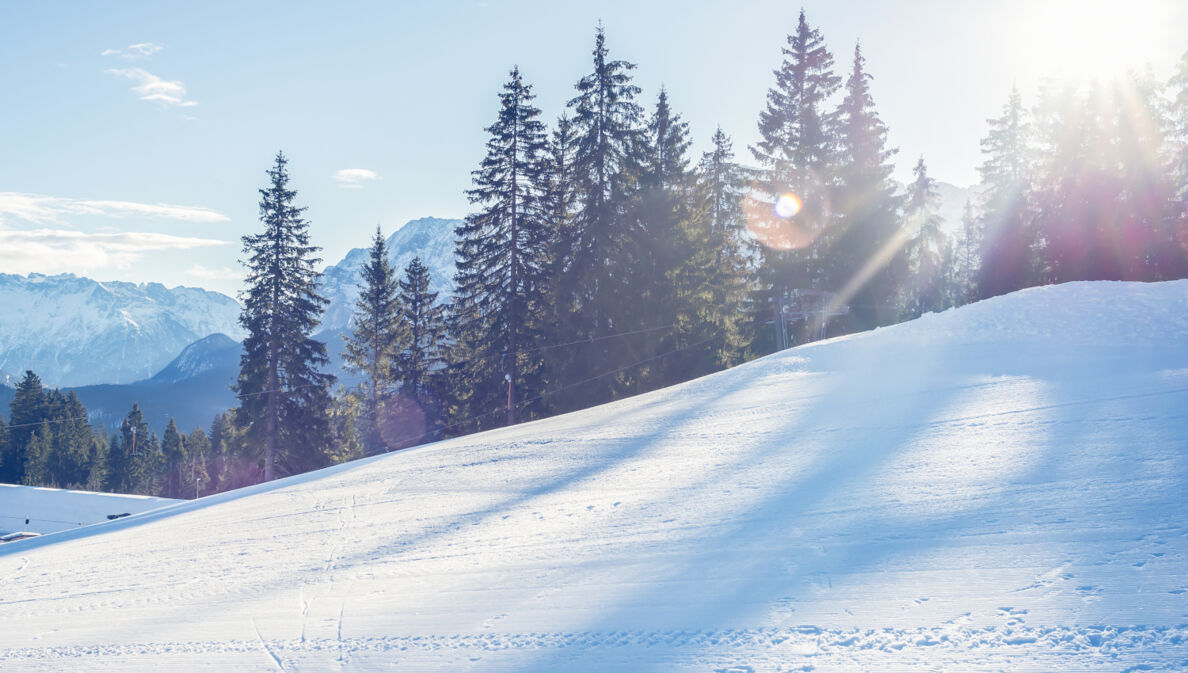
(551, 25, 647, 411)
(636, 88, 699, 384)
(976, 87, 1036, 299)
(1169, 48, 1188, 277)
(185, 427, 211, 498)
(902, 157, 950, 318)
(453, 66, 551, 427)
(749, 9, 841, 317)
(47, 391, 94, 488)
(673, 126, 752, 375)
(830, 42, 903, 330)
(161, 419, 186, 499)
(382, 258, 446, 449)
(954, 200, 982, 304)
(235, 152, 336, 481)
(343, 226, 403, 453)
(22, 421, 52, 486)
(3, 370, 47, 483)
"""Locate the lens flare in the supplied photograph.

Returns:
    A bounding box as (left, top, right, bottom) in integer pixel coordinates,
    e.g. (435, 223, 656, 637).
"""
(775, 193, 802, 218)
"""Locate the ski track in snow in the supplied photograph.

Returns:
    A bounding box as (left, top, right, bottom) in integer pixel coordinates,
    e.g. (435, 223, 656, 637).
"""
(1, 280, 1187, 671)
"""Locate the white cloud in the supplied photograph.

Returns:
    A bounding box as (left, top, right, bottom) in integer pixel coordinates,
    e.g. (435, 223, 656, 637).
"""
(186, 264, 242, 281)
(106, 67, 197, 108)
(0, 229, 228, 274)
(100, 42, 164, 60)
(333, 168, 381, 189)
(0, 192, 229, 226)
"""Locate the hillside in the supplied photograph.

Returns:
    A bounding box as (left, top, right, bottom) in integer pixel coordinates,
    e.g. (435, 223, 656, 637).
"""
(0, 280, 1185, 671)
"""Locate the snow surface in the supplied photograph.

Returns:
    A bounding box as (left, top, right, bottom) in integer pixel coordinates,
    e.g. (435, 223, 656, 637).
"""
(0, 484, 178, 536)
(0, 280, 1185, 671)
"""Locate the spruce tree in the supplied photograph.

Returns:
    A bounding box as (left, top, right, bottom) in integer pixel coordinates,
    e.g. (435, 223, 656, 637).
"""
(453, 66, 551, 427)
(830, 42, 903, 330)
(1169, 48, 1188, 278)
(3, 370, 47, 483)
(976, 87, 1036, 299)
(551, 25, 646, 411)
(22, 421, 52, 486)
(185, 427, 210, 498)
(343, 226, 403, 454)
(902, 157, 950, 318)
(48, 391, 94, 488)
(235, 152, 336, 481)
(397, 257, 448, 444)
(636, 88, 697, 386)
(161, 419, 186, 499)
(672, 126, 751, 376)
(954, 199, 981, 304)
(749, 9, 841, 319)
(0, 415, 8, 481)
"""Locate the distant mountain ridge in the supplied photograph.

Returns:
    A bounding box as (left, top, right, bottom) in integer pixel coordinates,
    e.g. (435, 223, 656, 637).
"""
(0, 273, 243, 388)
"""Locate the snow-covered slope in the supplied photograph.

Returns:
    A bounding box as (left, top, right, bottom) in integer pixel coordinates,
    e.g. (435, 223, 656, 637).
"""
(0, 274, 243, 387)
(1, 280, 1185, 671)
(0, 484, 178, 536)
(319, 217, 458, 336)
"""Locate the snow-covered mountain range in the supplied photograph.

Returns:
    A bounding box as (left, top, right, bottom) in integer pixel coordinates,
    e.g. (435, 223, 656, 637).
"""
(0, 273, 243, 388)
(0, 217, 458, 390)
(2, 280, 1184, 670)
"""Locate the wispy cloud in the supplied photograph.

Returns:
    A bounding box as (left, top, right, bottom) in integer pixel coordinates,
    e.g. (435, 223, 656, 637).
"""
(186, 264, 242, 281)
(333, 168, 381, 189)
(0, 192, 229, 226)
(100, 42, 164, 60)
(106, 67, 197, 109)
(0, 229, 228, 274)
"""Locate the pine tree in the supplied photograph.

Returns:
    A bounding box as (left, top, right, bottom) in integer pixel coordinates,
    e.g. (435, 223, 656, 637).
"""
(902, 157, 950, 318)
(3, 370, 47, 483)
(161, 419, 186, 498)
(954, 199, 982, 304)
(453, 66, 551, 428)
(343, 226, 403, 454)
(749, 9, 841, 317)
(830, 42, 903, 331)
(551, 25, 647, 411)
(106, 403, 160, 495)
(635, 88, 698, 385)
(22, 421, 52, 486)
(48, 391, 94, 488)
(976, 86, 1036, 299)
(396, 257, 448, 445)
(1169, 48, 1188, 277)
(674, 126, 752, 375)
(184, 427, 210, 499)
(236, 152, 336, 481)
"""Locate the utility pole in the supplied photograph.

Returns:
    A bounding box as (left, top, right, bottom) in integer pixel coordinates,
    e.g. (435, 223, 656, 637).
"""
(505, 373, 514, 426)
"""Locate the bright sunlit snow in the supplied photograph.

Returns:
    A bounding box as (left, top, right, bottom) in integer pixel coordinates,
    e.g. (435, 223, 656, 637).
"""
(1, 280, 1185, 671)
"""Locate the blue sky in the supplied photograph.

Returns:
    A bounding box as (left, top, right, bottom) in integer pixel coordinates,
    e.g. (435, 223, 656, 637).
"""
(1, 0, 1184, 296)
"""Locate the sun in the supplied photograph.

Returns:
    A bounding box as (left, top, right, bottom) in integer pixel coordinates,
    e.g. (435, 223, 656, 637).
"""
(1019, 0, 1172, 82)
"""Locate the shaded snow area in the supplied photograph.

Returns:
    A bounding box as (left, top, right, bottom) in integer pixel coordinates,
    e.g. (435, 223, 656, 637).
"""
(1, 280, 1186, 672)
(0, 484, 179, 536)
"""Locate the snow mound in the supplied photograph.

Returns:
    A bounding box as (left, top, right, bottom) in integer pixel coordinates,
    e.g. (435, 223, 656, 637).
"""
(0, 484, 179, 536)
(0, 280, 1185, 671)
